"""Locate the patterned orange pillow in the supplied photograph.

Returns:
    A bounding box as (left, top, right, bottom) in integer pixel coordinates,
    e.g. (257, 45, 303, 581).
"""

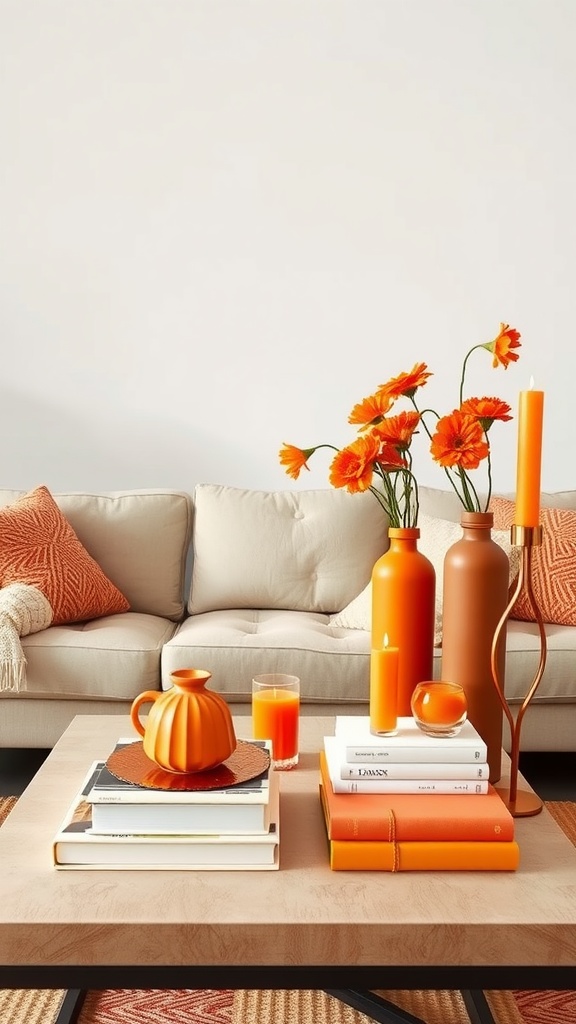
(0, 485, 130, 624)
(490, 496, 576, 626)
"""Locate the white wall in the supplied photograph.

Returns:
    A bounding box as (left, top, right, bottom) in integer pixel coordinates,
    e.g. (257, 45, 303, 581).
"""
(1, 0, 574, 497)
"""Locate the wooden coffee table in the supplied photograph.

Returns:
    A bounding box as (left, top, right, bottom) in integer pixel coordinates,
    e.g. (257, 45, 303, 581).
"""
(0, 714, 575, 1024)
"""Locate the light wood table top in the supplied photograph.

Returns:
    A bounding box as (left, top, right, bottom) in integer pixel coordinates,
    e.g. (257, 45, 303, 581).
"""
(1, 714, 576, 991)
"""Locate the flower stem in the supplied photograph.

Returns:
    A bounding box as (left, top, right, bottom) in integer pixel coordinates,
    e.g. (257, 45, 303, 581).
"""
(484, 448, 493, 511)
(457, 467, 482, 512)
(459, 345, 484, 404)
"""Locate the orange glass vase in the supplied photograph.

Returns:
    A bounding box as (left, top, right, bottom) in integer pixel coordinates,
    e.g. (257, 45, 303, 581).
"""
(130, 668, 237, 774)
(371, 527, 436, 717)
(440, 512, 509, 783)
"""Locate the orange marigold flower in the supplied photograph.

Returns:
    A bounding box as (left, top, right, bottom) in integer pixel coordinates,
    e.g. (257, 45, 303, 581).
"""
(372, 410, 420, 450)
(378, 362, 432, 399)
(278, 443, 314, 480)
(460, 396, 513, 432)
(375, 443, 408, 472)
(348, 390, 394, 427)
(430, 410, 489, 470)
(483, 323, 521, 369)
(329, 434, 380, 493)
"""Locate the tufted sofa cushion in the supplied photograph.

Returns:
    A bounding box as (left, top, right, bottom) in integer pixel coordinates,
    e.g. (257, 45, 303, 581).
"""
(163, 608, 374, 703)
(188, 484, 389, 615)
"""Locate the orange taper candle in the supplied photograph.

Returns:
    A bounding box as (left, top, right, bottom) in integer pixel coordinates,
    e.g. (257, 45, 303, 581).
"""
(369, 634, 399, 735)
(515, 383, 544, 527)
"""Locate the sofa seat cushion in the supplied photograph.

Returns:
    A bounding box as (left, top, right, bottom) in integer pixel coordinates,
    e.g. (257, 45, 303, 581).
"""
(11, 613, 179, 701)
(164, 611, 576, 710)
(164, 609, 374, 704)
(504, 620, 576, 705)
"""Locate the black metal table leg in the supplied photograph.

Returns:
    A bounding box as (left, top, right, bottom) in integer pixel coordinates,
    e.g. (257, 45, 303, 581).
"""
(460, 989, 498, 1024)
(324, 988, 432, 1024)
(325, 988, 499, 1024)
(54, 989, 87, 1024)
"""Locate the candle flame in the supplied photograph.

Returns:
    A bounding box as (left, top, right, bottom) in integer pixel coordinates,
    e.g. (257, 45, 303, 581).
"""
(529, 375, 535, 390)
(383, 633, 389, 648)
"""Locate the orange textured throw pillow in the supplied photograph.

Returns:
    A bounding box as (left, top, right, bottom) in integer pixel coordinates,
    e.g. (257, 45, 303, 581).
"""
(0, 485, 130, 624)
(490, 496, 576, 626)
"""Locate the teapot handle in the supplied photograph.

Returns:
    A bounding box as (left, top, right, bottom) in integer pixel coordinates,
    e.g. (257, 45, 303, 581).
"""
(130, 690, 160, 737)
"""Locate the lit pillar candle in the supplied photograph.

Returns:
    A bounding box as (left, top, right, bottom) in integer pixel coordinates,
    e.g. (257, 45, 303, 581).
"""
(370, 634, 399, 735)
(515, 382, 544, 527)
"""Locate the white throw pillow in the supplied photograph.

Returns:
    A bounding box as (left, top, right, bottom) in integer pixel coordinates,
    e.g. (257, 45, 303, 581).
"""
(330, 512, 521, 646)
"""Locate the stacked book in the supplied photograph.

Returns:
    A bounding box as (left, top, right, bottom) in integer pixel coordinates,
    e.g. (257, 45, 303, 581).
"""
(53, 737, 279, 870)
(320, 716, 519, 871)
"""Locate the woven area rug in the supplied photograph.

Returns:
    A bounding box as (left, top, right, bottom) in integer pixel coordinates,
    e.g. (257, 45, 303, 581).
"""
(0, 796, 575, 1024)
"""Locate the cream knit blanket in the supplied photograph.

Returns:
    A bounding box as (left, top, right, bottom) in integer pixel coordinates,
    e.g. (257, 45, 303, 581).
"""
(0, 584, 53, 691)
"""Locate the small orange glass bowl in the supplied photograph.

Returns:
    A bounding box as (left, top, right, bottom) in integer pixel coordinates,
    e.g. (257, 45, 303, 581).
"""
(410, 681, 468, 737)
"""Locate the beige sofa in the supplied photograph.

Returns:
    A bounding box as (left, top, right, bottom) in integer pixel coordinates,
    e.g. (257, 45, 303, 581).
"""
(0, 484, 574, 752)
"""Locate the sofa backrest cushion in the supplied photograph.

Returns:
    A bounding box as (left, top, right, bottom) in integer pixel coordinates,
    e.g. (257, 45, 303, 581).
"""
(0, 489, 193, 621)
(419, 485, 576, 521)
(189, 484, 389, 615)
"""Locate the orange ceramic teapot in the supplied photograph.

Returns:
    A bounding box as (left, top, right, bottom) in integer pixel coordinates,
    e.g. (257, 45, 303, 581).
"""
(130, 669, 237, 773)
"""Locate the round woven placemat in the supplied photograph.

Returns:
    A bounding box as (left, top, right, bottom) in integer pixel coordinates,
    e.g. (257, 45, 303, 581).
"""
(106, 739, 270, 791)
(232, 988, 524, 1024)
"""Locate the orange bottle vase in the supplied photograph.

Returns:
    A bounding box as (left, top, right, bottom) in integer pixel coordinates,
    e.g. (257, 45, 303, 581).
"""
(371, 527, 436, 717)
(440, 512, 509, 783)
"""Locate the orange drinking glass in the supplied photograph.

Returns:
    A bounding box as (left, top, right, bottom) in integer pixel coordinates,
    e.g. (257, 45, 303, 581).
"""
(252, 673, 300, 770)
(411, 680, 468, 737)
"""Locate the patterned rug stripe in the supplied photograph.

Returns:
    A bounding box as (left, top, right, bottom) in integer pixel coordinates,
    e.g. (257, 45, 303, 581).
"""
(513, 989, 576, 1024)
(78, 989, 234, 1024)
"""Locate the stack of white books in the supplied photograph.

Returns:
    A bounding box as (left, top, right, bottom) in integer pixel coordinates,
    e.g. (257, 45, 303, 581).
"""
(52, 737, 280, 871)
(325, 716, 490, 794)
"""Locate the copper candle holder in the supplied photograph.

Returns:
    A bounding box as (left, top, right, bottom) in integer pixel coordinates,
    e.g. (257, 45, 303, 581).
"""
(490, 524, 547, 817)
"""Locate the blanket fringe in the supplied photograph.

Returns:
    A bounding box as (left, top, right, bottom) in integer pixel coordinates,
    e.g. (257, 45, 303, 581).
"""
(0, 659, 27, 692)
(0, 584, 53, 692)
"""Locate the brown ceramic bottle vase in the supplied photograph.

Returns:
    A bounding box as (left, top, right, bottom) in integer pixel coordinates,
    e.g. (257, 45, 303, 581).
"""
(371, 527, 436, 717)
(440, 512, 509, 783)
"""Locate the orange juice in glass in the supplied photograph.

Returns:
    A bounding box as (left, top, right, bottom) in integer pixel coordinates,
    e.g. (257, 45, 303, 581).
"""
(252, 674, 300, 770)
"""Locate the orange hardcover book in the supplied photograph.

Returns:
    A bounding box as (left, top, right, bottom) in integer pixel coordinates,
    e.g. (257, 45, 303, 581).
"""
(319, 751, 515, 842)
(320, 785, 519, 871)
